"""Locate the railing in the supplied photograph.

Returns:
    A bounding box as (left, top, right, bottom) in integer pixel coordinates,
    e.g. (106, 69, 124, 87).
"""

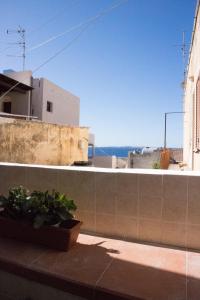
(0, 162, 200, 251)
(0, 112, 38, 121)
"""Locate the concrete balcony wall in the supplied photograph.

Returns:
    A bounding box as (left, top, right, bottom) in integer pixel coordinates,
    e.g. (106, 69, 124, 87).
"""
(1, 163, 200, 250)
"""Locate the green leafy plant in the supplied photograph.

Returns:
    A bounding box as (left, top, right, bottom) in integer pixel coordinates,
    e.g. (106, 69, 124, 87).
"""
(152, 162, 160, 169)
(0, 186, 77, 229)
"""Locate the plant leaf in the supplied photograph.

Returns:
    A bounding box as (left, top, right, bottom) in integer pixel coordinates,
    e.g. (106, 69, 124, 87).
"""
(33, 214, 46, 229)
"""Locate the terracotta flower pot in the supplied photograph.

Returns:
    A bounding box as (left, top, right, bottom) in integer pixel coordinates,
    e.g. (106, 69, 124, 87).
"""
(0, 216, 82, 251)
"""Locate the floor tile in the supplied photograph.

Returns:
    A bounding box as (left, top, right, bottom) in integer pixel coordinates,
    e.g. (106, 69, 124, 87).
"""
(0, 233, 192, 300)
(31, 234, 117, 287)
(0, 237, 48, 265)
(97, 258, 186, 300)
(187, 251, 200, 300)
(97, 241, 186, 300)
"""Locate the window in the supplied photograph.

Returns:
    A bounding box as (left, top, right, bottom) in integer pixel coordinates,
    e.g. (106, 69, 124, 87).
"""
(3, 102, 11, 113)
(47, 101, 53, 112)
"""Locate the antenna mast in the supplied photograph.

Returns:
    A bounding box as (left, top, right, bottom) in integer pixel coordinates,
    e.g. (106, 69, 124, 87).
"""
(181, 30, 187, 82)
(7, 26, 26, 71)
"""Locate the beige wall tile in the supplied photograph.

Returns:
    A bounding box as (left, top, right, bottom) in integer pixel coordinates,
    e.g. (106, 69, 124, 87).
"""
(162, 175, 187, 222)
(138, 219, 162, 243)
(76, 210, 95, 233)
(59, 170, 96, 213)
(139, 174, 162, 197)
(26, 167, 58, 192)
(187, 224, 200, 250)
(57, 169, 77, 197)
(95, 172, 116, 214)
(188, 176, 200, 225)
(96, 213, 116, 237)
(116, 173, 138, 217)
(139, 195, 162, 220)
(161, 222, 186, 248)
(0, 165, 27, 195)
(74, 171, 95, 212)
(115, 215, 138, 240)
(59, 170, 95, 212)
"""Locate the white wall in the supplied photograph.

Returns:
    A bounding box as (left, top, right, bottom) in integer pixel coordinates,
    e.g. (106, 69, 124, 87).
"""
(0, 71, 32, 116)
(128, 151, 160, 169)
(5, 70, 32, 86)
(92, 156, 117, 168)
(2, 71, 80, 126)
(0, 92, 29, 116)
(41, 78, 80, 126)
(11, 91, 30, 115)
(31, 78, 43, 119)
(184, 3, 200, 170)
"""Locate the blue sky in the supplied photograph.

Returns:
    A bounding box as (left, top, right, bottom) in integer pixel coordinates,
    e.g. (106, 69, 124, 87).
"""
(0, 0, 197, 147)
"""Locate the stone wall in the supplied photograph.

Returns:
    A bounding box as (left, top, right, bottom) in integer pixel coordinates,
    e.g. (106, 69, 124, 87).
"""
(0, 118, 88, 165)
(1, 163, 200, 251)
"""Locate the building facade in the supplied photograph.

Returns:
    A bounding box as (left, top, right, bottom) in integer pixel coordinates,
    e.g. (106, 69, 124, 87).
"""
(183, 1, 200, 170)
(0, 70, 80, 126)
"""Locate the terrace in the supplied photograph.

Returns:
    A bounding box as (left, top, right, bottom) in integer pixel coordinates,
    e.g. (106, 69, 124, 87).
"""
(0, 162, 200, 299)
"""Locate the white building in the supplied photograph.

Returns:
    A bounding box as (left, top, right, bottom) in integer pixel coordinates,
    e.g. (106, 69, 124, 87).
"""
(0, 70, 79, 126)
(183, 1, 200, 170)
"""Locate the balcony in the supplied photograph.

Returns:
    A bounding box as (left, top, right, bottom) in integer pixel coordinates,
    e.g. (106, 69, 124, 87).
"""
(0, 163, 200, 299)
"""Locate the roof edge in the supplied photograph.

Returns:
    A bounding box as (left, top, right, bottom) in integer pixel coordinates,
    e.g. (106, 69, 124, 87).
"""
(186, 0, 200, 79)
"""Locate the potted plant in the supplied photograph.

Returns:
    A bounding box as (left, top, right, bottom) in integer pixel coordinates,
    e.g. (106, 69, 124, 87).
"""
(0, 186, 82, 251)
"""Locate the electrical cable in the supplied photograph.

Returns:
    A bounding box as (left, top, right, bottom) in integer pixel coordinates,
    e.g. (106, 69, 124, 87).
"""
(1, 1, 80, 57)
(27, 0, 127, 52)
(0, 0, 128, 102)
(27, 0, 80, 37)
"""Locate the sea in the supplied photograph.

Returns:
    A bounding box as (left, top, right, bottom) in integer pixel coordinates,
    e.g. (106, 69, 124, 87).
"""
(88, 146, 143, 158)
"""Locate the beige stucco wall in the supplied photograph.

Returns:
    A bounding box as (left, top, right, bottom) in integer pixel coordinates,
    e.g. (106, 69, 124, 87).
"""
(184, 3, 200, 170)
(0, 118, 88, 165)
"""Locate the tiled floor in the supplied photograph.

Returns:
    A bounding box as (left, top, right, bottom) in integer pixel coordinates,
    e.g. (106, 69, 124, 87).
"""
(0, 234, 200, 300)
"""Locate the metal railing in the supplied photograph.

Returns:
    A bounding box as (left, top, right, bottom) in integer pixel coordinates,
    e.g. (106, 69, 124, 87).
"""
(0, 112, 38, 121)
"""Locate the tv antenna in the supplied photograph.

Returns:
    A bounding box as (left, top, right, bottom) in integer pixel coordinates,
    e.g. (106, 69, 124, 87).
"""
(181, 31, 187, 81)
(7, 26, 26, 71)
(174, 31, 189, 90)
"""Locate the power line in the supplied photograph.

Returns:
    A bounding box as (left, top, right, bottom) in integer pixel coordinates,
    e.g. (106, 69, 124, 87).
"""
(0, 0, 128, 102)
(27, 0, 80, 37)
(3, 0, 80, 60)
(32, 24, 91, 74)
(7, 26, 26, 71)
(0, 45, 12, 54)
(27, 0, 128, 53)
